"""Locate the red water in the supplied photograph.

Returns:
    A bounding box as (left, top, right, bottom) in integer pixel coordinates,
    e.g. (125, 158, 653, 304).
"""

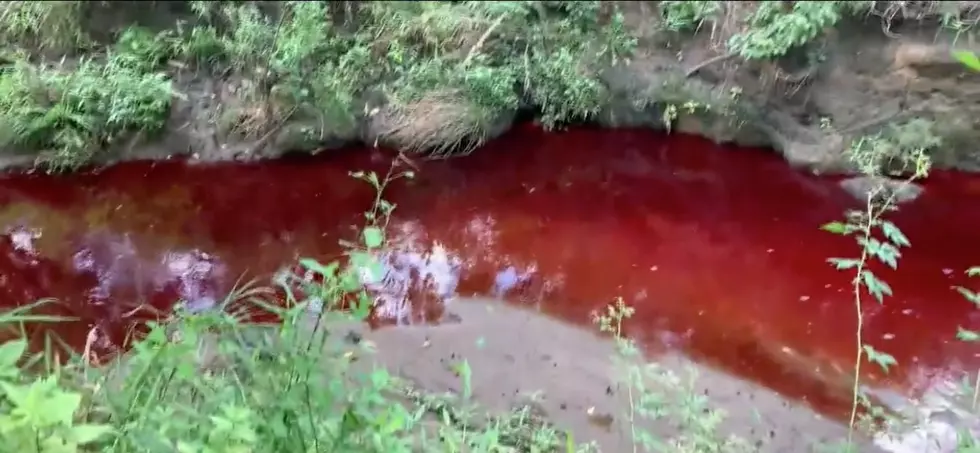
(0, 126, 978, 419)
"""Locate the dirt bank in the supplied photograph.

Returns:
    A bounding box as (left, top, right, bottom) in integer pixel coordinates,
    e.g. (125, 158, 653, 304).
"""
(1, 2, 978, 174)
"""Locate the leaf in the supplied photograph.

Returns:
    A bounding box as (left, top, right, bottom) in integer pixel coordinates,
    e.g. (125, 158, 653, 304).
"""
(42, 389, 82, 426)
(967, 267, 980, 277)
(860, 271, 893, 303)
(298, 258, 338, 278)
(868, 240, 901, 270)
(956, 327, 980, 342)
(453, 359, 473, 400)
(863, 344, 897, 373)
(362, 226, 384, 249)
(0, 381, 29, 407)
(827, 257, 860, 270)
(954, 50, 980, 72)
(70, 424, 114, 444)
(0, 339, 27, 369)
(340, 406, 366, 433)
(880, 220, 910, 248)
(954, 286, 980, 308)
(820, 221, 850, 235)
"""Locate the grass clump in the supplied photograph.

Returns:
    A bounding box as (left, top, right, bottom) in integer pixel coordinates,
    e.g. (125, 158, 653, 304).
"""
(0, 1, 89, 53)
(0, 55, 173, 173)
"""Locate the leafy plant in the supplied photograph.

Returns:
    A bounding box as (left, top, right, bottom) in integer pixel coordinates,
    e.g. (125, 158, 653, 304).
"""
(729, 2, 844, 60)
(0, 1, 88, 52)
(593, 298, 754, 452)
(0, 46, 173, 172)
(660, 1, 722, 32)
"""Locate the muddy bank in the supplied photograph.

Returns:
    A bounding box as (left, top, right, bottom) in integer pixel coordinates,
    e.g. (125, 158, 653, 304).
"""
(2, 2, 979, 175)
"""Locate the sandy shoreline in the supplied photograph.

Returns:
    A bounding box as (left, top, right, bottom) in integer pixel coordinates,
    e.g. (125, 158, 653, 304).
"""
(345, 297, 882, 452)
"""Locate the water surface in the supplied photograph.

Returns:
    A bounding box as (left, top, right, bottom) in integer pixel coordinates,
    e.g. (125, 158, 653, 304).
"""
(0, 126, 977, 420)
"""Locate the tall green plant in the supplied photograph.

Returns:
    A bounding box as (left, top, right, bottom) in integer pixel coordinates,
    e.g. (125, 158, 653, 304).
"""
(818, 48, 980, 451)
(820, 133, 930, 449)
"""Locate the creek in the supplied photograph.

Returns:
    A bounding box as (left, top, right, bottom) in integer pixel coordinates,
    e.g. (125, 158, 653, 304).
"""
(0, 125, 978, 423)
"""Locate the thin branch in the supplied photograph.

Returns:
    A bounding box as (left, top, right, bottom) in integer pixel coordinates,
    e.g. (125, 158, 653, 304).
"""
(685, 52, 737, 78)
(244, 105, 299, 156)
(462, 13, 507, 67)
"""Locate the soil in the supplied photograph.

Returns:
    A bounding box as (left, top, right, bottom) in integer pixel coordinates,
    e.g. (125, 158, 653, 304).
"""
(343, 297, 883, 452)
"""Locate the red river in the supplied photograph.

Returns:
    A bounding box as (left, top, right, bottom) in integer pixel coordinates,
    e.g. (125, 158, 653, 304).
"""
(0, 126, 977, 420)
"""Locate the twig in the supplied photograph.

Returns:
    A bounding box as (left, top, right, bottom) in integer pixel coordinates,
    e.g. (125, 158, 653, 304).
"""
(83, 325, 99, 365)
(462, 13, 507, 67)
(685, 52, 737, 77)
(244, 105, 299, 156)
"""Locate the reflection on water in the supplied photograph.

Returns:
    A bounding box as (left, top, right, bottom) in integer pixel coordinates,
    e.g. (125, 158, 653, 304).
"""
(0, 127, 977, 429)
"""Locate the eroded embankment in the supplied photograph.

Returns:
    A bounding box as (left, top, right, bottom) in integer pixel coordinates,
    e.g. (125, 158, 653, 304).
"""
(3, 2, 980, 181)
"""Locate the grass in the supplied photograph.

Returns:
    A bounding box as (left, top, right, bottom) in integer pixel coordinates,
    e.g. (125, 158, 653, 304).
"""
(0, 1, 637, 171)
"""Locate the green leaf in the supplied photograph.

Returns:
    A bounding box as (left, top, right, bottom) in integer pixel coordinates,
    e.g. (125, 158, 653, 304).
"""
(453, 359, 473, 400)
(967, 267, 980, 277)
(954, 286, 980, 308)
(362, 226, 384, 249)
(863, 344, 897, 373)
(349, 251, 383, 280)
(70, 424, 114, 444)
(820, 221, 850, 235)
(860, 270, 892, 303)
(880, 220, 910, 248)
(827, 258, 860, 270)
(954, 50, 980, 72)
(865, 239, 900, 270)
(43, 389, 82, 425)
(956, 327, 980, 342)
(0, 339, 27, 370)
(298, 258, 339, 278)
(0, 381, 29, 407)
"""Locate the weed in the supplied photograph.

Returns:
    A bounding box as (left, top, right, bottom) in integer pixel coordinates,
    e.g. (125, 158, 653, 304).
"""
(729, 2, 843, 61)
(814, 50, 980, 453)
(593, 298, 755, 453)
(0, 54, 172, 172)
(661, 1, 723, 33)
(0, 1, 88, 53)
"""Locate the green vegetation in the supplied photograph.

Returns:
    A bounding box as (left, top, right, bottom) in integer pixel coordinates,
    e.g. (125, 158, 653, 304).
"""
(660, 1, 978, 60)
(813, 50, 980, 452)
(660, 1, 850, 59)
(2, 2, 980, 453)
(0, 1, 636, 171)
